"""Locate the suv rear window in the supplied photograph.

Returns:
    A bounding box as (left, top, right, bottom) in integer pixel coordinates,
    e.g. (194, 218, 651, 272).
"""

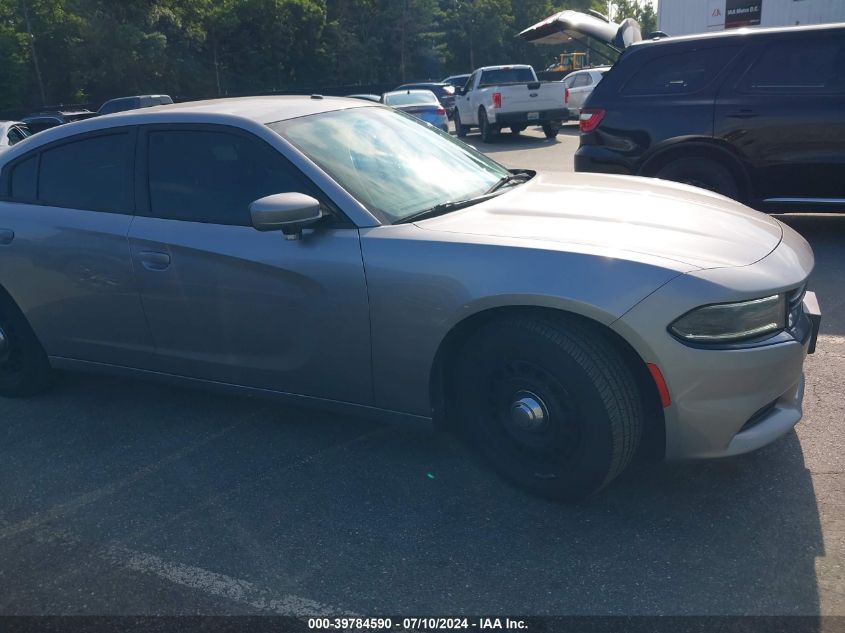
(621, 47, 740, 96)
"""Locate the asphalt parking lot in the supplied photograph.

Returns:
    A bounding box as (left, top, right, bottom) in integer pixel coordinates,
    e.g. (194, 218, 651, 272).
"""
(1, 124, 843, 617)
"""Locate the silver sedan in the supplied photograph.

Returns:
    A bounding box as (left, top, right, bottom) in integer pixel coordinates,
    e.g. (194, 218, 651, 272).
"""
(0, 96, 820, 500)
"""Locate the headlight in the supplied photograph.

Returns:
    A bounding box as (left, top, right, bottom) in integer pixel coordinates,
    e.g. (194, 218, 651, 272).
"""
(669, 294, 786, 343)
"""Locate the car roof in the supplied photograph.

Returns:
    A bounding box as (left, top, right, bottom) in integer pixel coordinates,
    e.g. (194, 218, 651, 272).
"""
(630, 21, 845, 50)
(568, 66, 611, 74)
(477, 65, 532, 72)
(0, 96, 374, 164)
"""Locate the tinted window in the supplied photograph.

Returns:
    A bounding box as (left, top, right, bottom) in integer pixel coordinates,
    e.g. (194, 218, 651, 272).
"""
(739, 38, 845, 94)
(147, 129, 310, 225)
(7, 127, 27, 145)
(479, 67, 535, 87)
(622, 47, 739, 95)
(25, 119, 59, 133)
(99, 98, 137, 115)
(10, 156, 37, 200)
(39, 133, 133, 212)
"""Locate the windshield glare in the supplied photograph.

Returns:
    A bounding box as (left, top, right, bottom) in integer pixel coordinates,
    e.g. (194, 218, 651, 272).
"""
(269, 107, 509, 223)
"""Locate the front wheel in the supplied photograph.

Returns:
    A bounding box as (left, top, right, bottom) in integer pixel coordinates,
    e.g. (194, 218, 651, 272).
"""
(654, 157, 740, 200)
(0, 296, 52, 398)
(542, 123, 559, 139)
(451, 315, 643, 501)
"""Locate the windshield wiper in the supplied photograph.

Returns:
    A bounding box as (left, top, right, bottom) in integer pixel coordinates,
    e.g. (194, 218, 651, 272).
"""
(394, 192, 500, 224)
(486, 170, 533, 194)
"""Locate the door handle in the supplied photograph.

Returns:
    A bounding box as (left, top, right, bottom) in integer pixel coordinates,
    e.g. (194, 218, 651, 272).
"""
(0, 229, 14, 245)
(726, 110, 758, 119)
(139, 251, 171, 271)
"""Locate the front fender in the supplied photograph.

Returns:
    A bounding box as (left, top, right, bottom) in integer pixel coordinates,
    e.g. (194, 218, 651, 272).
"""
(360, 225, 683, 416)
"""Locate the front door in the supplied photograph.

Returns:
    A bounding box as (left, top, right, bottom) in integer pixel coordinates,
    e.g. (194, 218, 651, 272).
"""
(128, 125, 373, 404)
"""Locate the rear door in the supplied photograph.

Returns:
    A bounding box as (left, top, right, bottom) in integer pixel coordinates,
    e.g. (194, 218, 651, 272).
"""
(128, 124, 373, 403)
(0, 128, 154, 367)
(714, 31, 845, 205)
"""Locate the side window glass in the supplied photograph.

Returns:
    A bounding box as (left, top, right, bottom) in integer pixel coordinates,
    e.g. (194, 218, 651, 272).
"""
(7, 128, 25, 146)
(739, 38, 845, 94)
(622, 47, 740, 95)
(10, 155, 37, 200)
(39, 133, 133, 212)
(147, 129, 312, 226)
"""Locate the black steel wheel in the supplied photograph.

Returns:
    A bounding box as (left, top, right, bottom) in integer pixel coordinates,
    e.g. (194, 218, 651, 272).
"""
(452, 314, 643, 501)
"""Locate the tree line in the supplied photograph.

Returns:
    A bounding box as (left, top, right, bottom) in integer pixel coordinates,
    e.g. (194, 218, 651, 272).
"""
(0, 0, 655, 114)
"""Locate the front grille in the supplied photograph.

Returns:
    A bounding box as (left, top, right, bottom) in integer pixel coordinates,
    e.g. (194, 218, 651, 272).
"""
(787, 284, 807, 330)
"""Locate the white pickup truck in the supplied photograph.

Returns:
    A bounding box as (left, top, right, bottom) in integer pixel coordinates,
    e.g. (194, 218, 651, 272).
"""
(454, 65, 568, 142)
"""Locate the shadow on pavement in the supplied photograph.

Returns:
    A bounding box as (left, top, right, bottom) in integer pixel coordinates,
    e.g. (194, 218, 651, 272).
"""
(0, 371, 825, 617)
(776, 213, 845, 337)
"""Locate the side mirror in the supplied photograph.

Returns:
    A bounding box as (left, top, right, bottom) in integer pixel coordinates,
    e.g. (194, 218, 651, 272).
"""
(249, 192, 323, 240)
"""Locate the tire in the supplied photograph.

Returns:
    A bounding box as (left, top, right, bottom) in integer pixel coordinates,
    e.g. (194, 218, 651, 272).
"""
(451, 314, 643, 501)
(454, 110, 468, 138)
(654, 156, 740, 199)
(0, 295, 51, 397)
(510, 126, 525, 135)
(542, 123, 559, 139)
(479, 109, 498, 143)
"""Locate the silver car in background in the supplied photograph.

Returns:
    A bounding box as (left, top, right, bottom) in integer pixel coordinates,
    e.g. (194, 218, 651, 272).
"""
(0, 96, 820, 500)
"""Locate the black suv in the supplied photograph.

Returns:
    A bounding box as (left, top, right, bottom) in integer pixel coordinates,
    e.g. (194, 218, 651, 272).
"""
(519, 12, 845, 211)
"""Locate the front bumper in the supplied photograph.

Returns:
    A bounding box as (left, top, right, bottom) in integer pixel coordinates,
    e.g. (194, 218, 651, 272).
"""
(611, 233, 818, 460)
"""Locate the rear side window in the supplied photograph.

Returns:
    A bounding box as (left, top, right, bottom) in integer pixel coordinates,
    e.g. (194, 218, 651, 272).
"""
(622, 47, 740, 95)
(39, 133, 133, 212)
(147, 129, 311, 226)
(10, 156, 37, 200)
(572, 74, 592, 88)
(739, 38, 845, 94)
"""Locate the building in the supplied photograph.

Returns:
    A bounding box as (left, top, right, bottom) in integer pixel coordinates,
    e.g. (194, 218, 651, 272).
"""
(658, 0, 845, 37)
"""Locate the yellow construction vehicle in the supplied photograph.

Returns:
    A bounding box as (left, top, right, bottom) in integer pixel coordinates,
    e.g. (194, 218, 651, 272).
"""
(545, 52, 588, 73)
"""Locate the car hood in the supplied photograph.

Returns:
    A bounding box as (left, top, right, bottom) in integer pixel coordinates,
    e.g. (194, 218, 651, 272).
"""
(414, 172, 783, 270)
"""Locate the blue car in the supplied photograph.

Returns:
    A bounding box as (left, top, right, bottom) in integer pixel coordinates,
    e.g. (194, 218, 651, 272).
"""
(382, 90, 449, 132)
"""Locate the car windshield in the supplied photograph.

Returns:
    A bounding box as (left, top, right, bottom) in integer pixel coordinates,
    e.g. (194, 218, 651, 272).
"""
(269, 107, 509, 223)
(479, 67, 535, 87)
(383, 91, 438, 106)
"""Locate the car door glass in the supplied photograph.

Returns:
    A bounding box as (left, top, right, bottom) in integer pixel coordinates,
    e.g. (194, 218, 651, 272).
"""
(622, 46, 740, 95)
(9, 155, 37, 200)
(39, 132, 133, 212)
(147, 129, 313, 226)
(738, 38, 845, 94)
(7, 127, 26, 146)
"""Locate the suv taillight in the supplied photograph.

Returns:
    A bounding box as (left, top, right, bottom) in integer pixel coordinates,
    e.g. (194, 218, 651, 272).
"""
(579, 108, 605, 133)
(492, 92, 502, 108)
(564, 87, 569, 104)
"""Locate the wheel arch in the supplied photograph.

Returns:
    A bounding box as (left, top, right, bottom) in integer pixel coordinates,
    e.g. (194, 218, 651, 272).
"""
(428, 305, 665, 460)
(638, 139, 753, 202)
